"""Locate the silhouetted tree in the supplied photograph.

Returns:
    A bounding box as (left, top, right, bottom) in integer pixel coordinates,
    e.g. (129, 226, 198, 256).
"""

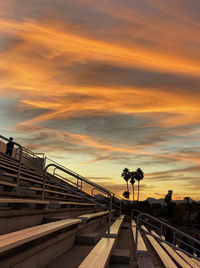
(121, 168, 130, 193)
(164, 190, 173, 206)
(123, 191, 130, 199)
(135, 168, 144, 201)
(184, 196, 191, 224)
(164, 190, 174, 218)
(130, 171, 136, 202)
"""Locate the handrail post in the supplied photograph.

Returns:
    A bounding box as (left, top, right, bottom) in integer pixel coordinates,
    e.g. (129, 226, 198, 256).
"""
(119, 200, 121, 216)
(43, 156, 46, 170)
(81, 180, 82, 190)
(173, 231, 176, 245)
(160, 222, 163, 238)
(107, 193, 112, 237)
(91, 188, 95, 196)
(16, 145, 22, 191)
(42, 168, 47, 200)
(53, 167, 57, 176)
(134, 216, 139, 260)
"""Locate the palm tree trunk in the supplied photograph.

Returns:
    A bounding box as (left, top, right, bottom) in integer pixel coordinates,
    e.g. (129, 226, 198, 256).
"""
(132, 185, 134, 202)
(137, 180, 140, 201)
(127, 181, 129, 192)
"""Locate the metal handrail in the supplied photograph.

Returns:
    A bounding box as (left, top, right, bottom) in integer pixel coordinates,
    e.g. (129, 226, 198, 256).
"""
(53, 171, 81, 189)
(42, 163, 113, 236)
(0, 135, 22, 190)
(15, 146, 44, 170)
(134, 212, 200, 261)
(46, 156, 122, 215)
(131, 208, 143, 224)
(92, 187, 121, 216)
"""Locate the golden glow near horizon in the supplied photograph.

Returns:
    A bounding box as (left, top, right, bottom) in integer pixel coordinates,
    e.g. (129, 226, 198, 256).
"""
(0, 0, 200, 200)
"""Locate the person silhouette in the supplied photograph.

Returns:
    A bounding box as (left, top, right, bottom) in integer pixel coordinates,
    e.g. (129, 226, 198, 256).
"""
(5, 137, 14, 157)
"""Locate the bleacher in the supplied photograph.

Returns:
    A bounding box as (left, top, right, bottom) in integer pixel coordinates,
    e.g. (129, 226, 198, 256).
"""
(0, 134, 200, 267)
(132, 210, 200, 268)
(0, 135, 127, 267)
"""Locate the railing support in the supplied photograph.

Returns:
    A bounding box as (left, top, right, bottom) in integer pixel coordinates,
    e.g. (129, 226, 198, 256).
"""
(42, 167, 47, 200)
(133, 216, 140, 260)
(42, 163, 113, 236)
(133, 211, 200, 261)
(107, 193, 112, 237)
(16, 147, 22, 191)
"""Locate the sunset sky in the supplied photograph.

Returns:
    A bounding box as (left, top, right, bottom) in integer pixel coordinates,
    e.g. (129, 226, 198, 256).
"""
(0, 0, 200, 200)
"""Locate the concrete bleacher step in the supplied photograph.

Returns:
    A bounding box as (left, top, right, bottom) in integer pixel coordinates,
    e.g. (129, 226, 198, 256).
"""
(78, 211, 110, 224)
(176, 249, 200, 268)
(141, 225, 177, 268)
(105, 215, 125, 238)
(137, 257, 155, 268)
(132, 220, 148, 258)
(79, 237, 116, 268)
(150, 229, 200, 268)
(0, 198, 95, 211)
(160, 242, 191, 268)
(132, 220, 155, 267)
(0, 209, 110, 268)
(110, 248, 130, 264)
(0, 156, 95, 205)
(76, 232, 100, 245)
(149, 230, 192, 268)
(0, 218, 82, 253)
(0, 179, 83, 200)
(78, 216, 125, 268)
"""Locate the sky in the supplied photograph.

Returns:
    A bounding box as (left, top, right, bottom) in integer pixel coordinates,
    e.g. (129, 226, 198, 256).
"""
(0, 0, 200, 200)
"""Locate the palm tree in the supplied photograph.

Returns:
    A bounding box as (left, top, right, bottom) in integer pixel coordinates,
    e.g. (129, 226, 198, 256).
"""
(130, 171, 136, 202)
(121, 168, 130, 193)
(135, 168, 144, 201)
(123, 191, 130, 199)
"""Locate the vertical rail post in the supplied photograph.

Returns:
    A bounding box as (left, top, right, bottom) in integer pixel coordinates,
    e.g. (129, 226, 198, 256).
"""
(16, 145, 22, 191)
(42, 168, 47, 200)
(119, 200, 121, 216)
(134, 216, 139, 260)
(131, 209, 133, 225)
(160, 222, 163, 238)
(173, 231, 176, 245)
(43, 156, 46, 170)
(107, 193, 112, 237)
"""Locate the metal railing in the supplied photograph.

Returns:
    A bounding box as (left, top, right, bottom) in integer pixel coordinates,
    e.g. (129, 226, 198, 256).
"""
(45, 156, 124, 216)
(42, 163, 113, 236)
(92, 187, 122, 216)
(0, 135, 22, 190)
(16, 146, 45, 170)
(0, 134, 123, 226)
(0, 135, 45, 190)
(133, 211, 200, 261)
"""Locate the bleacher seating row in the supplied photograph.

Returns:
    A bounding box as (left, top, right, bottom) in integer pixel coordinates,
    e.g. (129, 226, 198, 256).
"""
(132, 218, 200, 268)
(0, 211, 124, 268)
(0, 136, 126, 267)
(79, 215, 124, 268)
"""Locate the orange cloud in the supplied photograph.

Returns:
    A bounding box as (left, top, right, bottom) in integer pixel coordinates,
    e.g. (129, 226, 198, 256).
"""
(0, 17, 200, 77)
